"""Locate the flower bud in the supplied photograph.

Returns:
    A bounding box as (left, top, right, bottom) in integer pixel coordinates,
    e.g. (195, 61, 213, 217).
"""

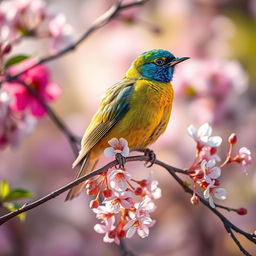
(228, 133, 237, 144)
(103, 188, 112, 198)
(236, 207, 247, 215)
(139, 179, 147, 188)
(90, 199, 99, 209)
(134, 187, 143, 195)
(87, 187, 99, 196)
(1, 42, 12, 55)
(190, 194, 200, 205)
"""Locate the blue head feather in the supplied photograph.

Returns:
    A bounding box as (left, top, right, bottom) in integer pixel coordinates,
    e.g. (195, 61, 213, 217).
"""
(137, 49, 176, 83)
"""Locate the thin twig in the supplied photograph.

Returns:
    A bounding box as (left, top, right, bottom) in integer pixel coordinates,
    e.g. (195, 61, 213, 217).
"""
(7, 0, 150, 80)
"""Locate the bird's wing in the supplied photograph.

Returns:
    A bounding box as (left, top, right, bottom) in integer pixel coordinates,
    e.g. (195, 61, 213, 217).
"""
(73, 78, 136, 167)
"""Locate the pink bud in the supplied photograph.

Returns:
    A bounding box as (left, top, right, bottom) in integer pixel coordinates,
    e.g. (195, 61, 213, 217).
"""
(228, 133, 237, 144)
(1, 43, 12, 55)
(139, 179, 147, 188)
(102, 188, 112, 198)
(90, 199, 99, 209)
(134, 187, 143, 195)
(190, 194, 200, 205)
(236, 207, 247, 215)
(87, 187, 99, 196)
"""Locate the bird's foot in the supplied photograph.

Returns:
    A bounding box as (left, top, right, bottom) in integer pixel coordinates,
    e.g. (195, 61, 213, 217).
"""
(115, 153, 126, 169)
(143, 148, 156, 168)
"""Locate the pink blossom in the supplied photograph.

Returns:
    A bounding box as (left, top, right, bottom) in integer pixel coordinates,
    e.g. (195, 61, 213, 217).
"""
(107, 169, 131, 192)
(104, 191, 134, 213)
(237, 147, 252, 174)
(104, 138, 129, 157)
(48, 13, 73, 54)
(199, 146, 221, 162)
(94, 215, 119, 244)
(203, 180, 227, 208)
(124, 199, 155, 239)
(143, 171, 162, 200)
(0, 89, 36, 149)
(201, 159, 221, 183)
(187, 123, 222, 148)
(3, 58, 62, 117)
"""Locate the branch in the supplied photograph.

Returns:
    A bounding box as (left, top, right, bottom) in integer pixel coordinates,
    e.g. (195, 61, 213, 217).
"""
(0, 154, 255, 256)
(7, 0, 150, 80)
(8, 78, 80, 156)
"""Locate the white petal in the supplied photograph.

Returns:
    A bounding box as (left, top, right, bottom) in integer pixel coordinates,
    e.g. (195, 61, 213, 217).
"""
(104, 147, 115, 157)
(103, 233, 114, 243)
(123, 220, 135, 231)
(187, 124, 197, 137)
(126, 226, 137, 238)
(94, 224, 106, 234)
(137, 225, 149, 238)
(207, 136, 222, 147)
(120, 138, 128, 147)
(209, 196, 215, 208)
(198, 123, 212, 137)
(209, 167, 221, 179)
(122, 146, 130, 157)
(206, 159, 216, 169)
(214, 188, 227, 200)
(203, 188, 210, 199)
(108, 138, 118, 147)
(201, 159, 207, 169)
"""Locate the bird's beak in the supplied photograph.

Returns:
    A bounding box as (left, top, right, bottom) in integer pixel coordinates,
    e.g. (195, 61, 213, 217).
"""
(169, 57, 190, 67)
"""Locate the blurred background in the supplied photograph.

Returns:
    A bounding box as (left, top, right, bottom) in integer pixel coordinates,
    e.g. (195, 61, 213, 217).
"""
(0, 0, 256, 255)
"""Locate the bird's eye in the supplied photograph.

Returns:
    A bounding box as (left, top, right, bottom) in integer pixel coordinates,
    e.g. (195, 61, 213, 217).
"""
(154, 58, 166, 66)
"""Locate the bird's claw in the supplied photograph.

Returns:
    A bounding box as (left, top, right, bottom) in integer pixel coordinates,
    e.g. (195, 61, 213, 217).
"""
(143, 148, 156, 167)
(115, 153, 126, 169)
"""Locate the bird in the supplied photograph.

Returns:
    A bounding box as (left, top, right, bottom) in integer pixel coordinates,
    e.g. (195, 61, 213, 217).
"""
(66, 49, 189, 200)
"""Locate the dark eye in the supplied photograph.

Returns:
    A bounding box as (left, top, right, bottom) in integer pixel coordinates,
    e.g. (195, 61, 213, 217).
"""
(154, 58, 165, 66)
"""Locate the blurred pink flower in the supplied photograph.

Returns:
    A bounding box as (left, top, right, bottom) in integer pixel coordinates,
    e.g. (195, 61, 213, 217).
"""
(104, 138, 130, 157)
(4, 58, 62, 117)
(48, 13, 73, 54)
(143, 171, 162, 200)
(235, 147, 252, 175)
(175, 59, 249, 123)
(0, 89, 36, 149)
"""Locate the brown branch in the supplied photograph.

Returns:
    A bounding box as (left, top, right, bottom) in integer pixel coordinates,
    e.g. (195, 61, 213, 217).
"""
(0, 154, 255, 256)
(7, 78, 80, 156)
(7, 0, 150, 80)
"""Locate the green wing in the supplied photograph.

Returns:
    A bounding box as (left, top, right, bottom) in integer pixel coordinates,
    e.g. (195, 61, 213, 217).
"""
(73, 78, 136, 167)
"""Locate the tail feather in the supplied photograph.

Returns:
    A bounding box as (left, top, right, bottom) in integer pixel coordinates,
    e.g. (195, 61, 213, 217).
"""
(65, 154, 99, 201)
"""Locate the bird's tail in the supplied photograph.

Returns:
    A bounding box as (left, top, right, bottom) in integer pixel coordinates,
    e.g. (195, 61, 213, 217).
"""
(65, 154, 99, 201)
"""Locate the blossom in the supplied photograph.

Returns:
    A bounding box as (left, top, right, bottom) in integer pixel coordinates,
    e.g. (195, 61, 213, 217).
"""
(236, 147, 252, 174)
(203, 180, 227, 208)
(3, 58, 62, 117)
(94, 215, 119, 244)
(104, 191, 134, 213)
(107, 169, 131, 192)
(201, 159, 221, 183)
(48, 13, 73, 54)
(0, 89, 36, 150)
(142, 171, 162, 200)
(104, 138, 129, 157)
(187, 123, 222, 148)
(199, 146, 221, 162)
(124, 199, 155, 238)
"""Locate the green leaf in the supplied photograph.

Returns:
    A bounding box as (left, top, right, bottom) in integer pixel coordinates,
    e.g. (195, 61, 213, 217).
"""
(4, 54, 30, 69)
(0, 180, 10, 200)
(5, 189, 33, 201)
(3, 202, 26, 222)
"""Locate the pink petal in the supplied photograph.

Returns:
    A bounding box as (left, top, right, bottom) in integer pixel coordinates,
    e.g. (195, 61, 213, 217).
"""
(30, 98, 46, 117)
(104, 147, 115, 157)
(44, 82, 62, 101)
(108, 138, 118, 147)
(11, 91, 30, 112)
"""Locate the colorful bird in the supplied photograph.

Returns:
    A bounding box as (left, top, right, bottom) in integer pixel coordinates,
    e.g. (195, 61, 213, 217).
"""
(66, 49, 189, 200)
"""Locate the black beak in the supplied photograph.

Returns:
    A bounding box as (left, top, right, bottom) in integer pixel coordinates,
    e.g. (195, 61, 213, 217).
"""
(169, 57, 190, 67)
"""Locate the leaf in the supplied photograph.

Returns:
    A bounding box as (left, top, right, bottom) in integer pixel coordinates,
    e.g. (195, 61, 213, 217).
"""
(0, 180, 10, 200)
(4, 54, 30, 69)
(5, 189, 33, 201)
(3, 202, 26, 221)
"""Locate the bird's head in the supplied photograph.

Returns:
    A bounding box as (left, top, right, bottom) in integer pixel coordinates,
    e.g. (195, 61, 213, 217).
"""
(126, 49, 189, 82)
